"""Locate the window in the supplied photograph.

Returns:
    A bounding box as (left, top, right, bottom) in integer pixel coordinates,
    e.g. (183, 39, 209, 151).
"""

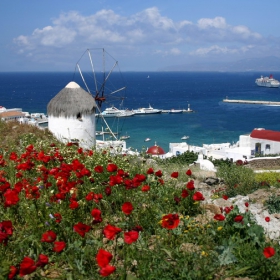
(265, 144, 270, 150)
(77, 113, 82, 121)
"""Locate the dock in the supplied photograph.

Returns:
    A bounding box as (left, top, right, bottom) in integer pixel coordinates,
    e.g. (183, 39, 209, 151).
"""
(223, 99, 280, 105)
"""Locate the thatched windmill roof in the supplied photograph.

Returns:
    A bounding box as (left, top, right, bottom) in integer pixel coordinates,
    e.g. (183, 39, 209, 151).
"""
(47, 81, 97, 118)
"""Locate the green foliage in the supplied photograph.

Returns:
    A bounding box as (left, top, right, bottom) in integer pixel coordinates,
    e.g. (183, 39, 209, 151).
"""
(157, 150, 198, 165)
(216, 164, 258, 197)
(255, 153, 280, 158)
(208, 157, 233, 168)
(264, 194, 280, 214)
(0, 121, 279, 279)
(255, 171, 280, 187)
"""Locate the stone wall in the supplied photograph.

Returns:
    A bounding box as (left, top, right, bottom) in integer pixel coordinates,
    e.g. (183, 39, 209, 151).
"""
(248, 158, 280, 169)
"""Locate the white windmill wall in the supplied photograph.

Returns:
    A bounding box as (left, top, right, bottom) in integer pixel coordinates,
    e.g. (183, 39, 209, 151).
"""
(49, 114, 96, 149)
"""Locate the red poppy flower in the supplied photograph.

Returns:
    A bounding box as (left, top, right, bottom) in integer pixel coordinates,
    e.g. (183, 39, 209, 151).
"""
(0, 220, 13, 237)
(105, 186, 112, 196)
(9, 152, 18, 161)
(174, 196, 181, 204)
(234, 215, 243, 223)
(80, 167, 91, 177)
(158, 178, 164, 185)
(94, 165, 104, 173)
(122, 202, 134, 215)
(107, 163, 118, 172)
(53, 241, 66, 253)
(155, 170, 163, 177)
(263, 247, 275, 258)
(181, 189, 189, 198)
(265, 216, 270, 222)
(96, 249, 113, 267)
(99, 265, 116, 277)
(124, 231, 139, 244)
(73, 222, 91, 237)
(186, 169, 192, 176)
(171, 172, 179, 178)
(36, 254, 49, 267)
(41, 230, 57, 243)
(222, 195, 229, 200)
(136, 173, 147, 182)
(19, 257, 37, 277)
(214, 214, 225, 221)
(192, 191, 205, 201)
(69, 200, 79, 209)
(54, 213, 62, 223)
(245, 202, 249, 207)
(109, 175, 123, 186)
(4, 189, 19, 207)
(161, 214, 180, 230)
(186, 180, 195, 190)
(85, 192, 95, 201)
(132, 225, 143, 232)
(91, 208, 102, 224)
(103, 224, 122, 240)
(224, 206, 232, 214)
(147, 168, 154, 174)
(141, 185, 150, 192)
(8, 265, 17, 279)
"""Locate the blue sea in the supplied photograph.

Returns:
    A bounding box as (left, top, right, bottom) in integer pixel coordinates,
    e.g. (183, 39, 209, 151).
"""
(1, 71, 280, 152)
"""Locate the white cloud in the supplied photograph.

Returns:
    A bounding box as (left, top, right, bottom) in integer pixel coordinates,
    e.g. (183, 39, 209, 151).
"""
(198, 17, 227, 29)
(170, 48, 181, 55)
(12, 6, 271, 67)
(190, 45, 247, 56)
(154, 48, 181, 56)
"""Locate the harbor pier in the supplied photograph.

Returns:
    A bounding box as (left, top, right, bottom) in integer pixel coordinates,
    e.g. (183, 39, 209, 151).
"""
(223, 98, 280, 106)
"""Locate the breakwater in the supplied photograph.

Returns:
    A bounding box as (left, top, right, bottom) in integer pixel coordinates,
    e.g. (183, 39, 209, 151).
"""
(223, 99, 280, 105)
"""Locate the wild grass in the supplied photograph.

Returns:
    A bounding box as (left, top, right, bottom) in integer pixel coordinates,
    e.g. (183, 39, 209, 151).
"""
(0, 120, 280, 279)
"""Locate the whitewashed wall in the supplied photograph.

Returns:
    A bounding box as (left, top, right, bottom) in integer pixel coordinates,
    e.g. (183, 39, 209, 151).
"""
(48, 114, 96, 149)
(250, 138, 280, 155)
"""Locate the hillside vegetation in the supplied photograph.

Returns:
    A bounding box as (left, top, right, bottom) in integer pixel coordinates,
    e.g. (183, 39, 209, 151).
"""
(0, 120, 280, 279)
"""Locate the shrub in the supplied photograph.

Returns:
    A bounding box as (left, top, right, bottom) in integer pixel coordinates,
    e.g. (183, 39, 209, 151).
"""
(264, 194, 280, 214)
(216, 164, 258, 197)
(255, 172, 280, 187)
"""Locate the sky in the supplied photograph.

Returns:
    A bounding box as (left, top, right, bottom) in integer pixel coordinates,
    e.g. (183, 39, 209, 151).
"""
(1, 0, 280, 72)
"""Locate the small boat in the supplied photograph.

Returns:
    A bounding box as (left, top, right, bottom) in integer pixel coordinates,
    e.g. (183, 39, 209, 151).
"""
(182, 104, 194, 113)
(120, 133, 130, 140)
(161, 110, 170, 113)
(144, 138, 151, 142)
(181, 135, 189, 140)
(169, 109, 183, 114)
(255, 75, 280, 88)
(120, 135, 130, 140)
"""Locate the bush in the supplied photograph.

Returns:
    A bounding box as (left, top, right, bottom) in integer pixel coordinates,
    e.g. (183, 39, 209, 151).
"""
(216, 164, 258, 197)
(264, 194, 280, 214)
(255, 172, 280, 187)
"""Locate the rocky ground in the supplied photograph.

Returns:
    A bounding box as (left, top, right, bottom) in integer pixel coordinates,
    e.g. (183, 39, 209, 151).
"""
(193, 170, 280, 243)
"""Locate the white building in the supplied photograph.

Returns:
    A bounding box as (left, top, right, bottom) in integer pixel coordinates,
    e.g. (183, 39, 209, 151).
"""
(167, 128, 280, 162)
(0, 106, 25, 122)
(47, 81, 97, 149)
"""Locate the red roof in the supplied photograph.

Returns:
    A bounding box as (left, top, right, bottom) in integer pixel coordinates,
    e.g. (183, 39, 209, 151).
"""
(250, 129, 280, 142)
(0, 111, 25, 118)
(146, 145, 165, 155)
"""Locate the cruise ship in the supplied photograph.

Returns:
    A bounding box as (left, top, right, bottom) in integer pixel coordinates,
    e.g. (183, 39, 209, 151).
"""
(255, 75, 280, 88)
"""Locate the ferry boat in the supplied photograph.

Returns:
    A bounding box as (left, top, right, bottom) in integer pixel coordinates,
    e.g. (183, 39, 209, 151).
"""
(255, 75, 280, 88)
(132, 104, 161, 115)
(100, 106, 135, 118)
